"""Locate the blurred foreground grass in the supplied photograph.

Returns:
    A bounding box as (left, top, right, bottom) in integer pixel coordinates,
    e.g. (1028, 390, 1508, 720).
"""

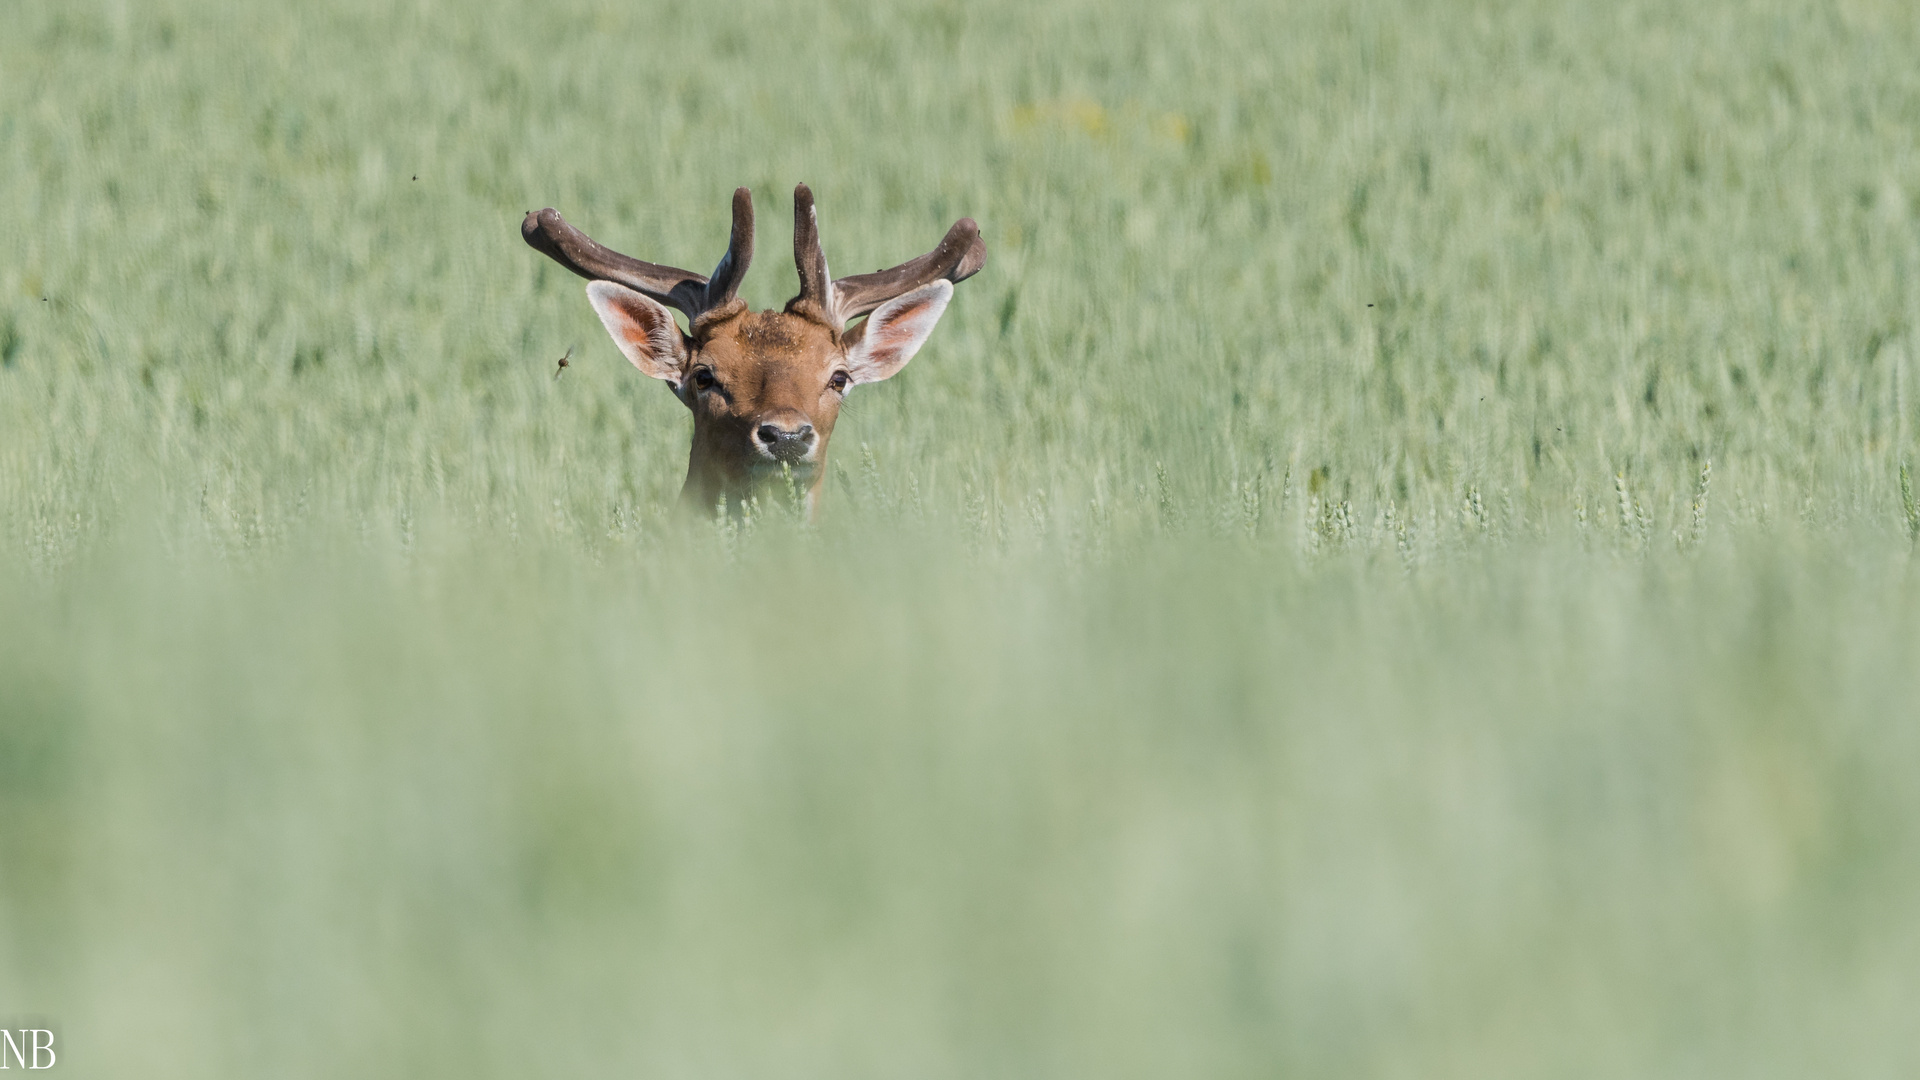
(5, 0, 1920, 1075)
(8, 530, 1920, 1078)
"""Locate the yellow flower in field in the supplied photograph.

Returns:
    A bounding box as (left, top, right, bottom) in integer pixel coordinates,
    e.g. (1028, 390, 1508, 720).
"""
(1010, 97, 1108, 138)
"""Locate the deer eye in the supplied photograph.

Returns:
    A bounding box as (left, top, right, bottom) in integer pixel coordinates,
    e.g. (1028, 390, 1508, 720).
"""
(828, 371, 850, 392)
(692, 368, 717, 391)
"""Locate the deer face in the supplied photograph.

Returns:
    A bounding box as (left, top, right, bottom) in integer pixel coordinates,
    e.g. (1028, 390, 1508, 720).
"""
(685, 311, 846, 491)
(525, 185, 981, 514)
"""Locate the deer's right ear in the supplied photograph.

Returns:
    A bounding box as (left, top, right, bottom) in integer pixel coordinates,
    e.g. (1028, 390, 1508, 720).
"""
(587, 280, 689, 380)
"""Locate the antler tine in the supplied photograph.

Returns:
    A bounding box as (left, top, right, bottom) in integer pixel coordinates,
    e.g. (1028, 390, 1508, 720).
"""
(521, 188, 755, 330)
(695, 187, 754, 328)
(829, 217, 988, 325)
(521, 208, 710, 320)
(788, 182, 834, 322)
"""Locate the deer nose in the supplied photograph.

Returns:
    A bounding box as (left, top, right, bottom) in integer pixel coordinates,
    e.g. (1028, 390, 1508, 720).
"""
(756, 418, 816, 461)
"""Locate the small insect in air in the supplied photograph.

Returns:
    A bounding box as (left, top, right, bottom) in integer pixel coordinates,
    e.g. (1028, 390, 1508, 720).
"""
(553, 345, 573, 380)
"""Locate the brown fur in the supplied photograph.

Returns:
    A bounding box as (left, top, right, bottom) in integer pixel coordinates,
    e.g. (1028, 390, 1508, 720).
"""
(524, 185, 985, 518)
(678, 310, 849, 513)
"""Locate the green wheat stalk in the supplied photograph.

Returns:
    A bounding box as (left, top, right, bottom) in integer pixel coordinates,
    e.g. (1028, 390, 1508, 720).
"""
(1901, 462, 1918, 544)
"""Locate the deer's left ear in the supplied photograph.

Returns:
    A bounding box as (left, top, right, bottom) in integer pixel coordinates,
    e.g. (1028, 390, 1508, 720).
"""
(844, 280, 953, 385)
(587, 280, 690, 380)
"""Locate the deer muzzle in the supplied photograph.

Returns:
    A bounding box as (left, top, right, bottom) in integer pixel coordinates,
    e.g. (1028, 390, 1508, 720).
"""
(753, 412, 817, 465)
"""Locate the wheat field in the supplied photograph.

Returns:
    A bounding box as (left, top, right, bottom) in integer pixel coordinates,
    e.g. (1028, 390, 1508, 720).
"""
(4, 0, 1920, 1076)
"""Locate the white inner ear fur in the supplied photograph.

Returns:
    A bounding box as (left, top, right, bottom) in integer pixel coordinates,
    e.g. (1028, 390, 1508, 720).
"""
(586, 280, 687, 381)
(847, 280, 953, 386)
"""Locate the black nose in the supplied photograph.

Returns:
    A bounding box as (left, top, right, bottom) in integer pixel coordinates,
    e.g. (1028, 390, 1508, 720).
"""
(756, 421, 816, 460)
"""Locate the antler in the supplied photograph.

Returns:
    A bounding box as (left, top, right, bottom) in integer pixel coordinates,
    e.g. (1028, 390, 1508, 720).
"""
(522, 187, 755, 331)
(790, 184, 835, 324)
(787, 183, 987, 328)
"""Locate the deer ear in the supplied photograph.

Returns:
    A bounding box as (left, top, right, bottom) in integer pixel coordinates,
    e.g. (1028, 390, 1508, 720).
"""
(587, 280, 689, 380)
(844, 280, 952, 385)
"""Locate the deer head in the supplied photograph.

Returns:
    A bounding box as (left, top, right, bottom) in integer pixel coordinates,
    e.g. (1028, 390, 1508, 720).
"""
(522, 185, 985, 515)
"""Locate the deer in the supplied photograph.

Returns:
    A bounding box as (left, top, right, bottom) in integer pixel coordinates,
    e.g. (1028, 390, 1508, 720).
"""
(522, 184, 985, 516)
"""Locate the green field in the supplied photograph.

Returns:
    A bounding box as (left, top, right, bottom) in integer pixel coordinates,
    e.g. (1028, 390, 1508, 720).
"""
(5, 0, 1920, 1075)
